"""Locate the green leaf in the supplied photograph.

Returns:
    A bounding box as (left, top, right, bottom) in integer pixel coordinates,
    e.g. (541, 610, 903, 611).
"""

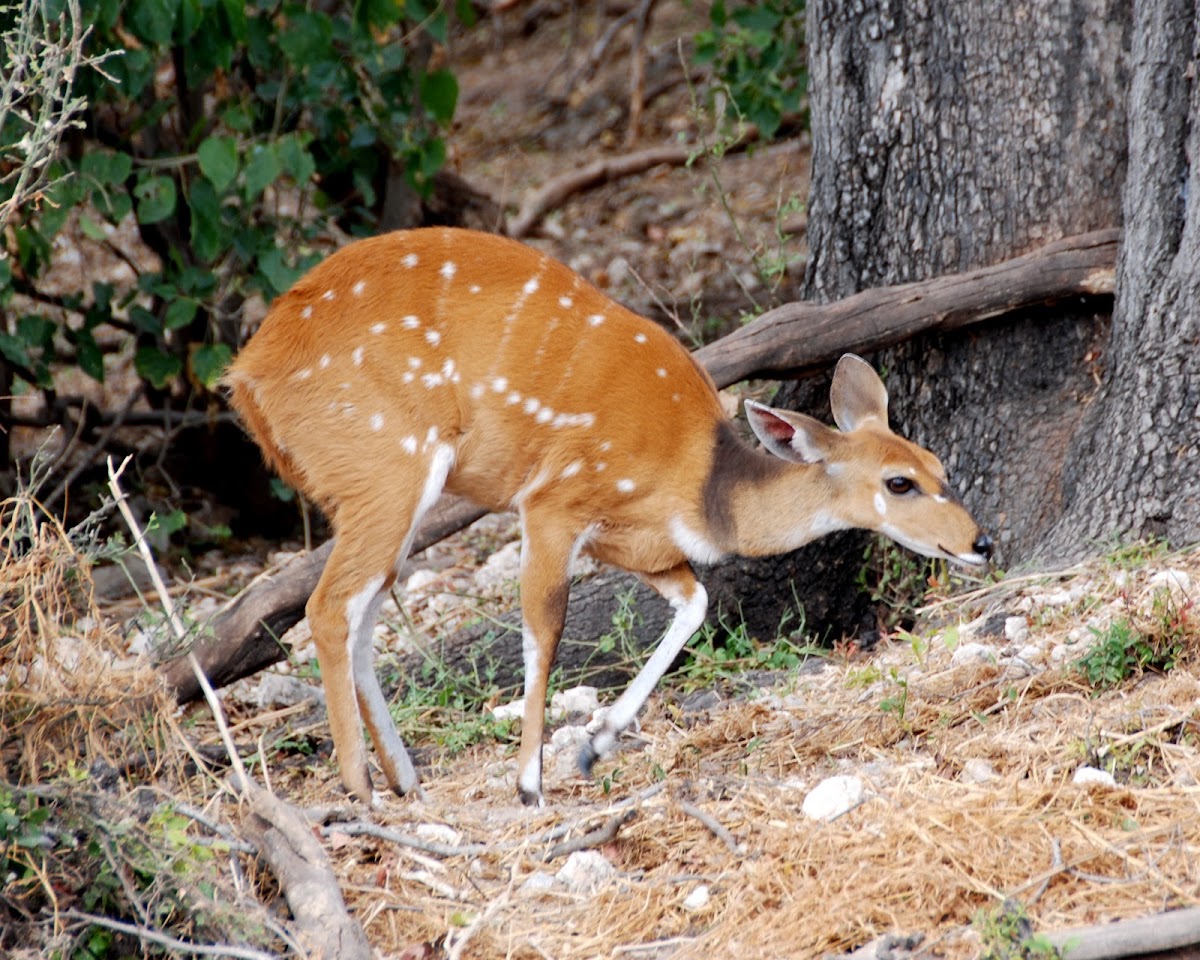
(242, 143, 281, 200)
(278, 10, 333, 64)
(164, 298, 198, 331)
(80, 150, 132, 186)
(197, 135, 239, 192)
(419, 69, 458, 125)
(73, 329, 105, 382)
(187, 178, 223, 263)
(257, 247, 305, 298)
(128, 0, 178, 46)
(135, 347, 183, 388)
(191, 342, 232, 388)
(134, 174, 177, 223)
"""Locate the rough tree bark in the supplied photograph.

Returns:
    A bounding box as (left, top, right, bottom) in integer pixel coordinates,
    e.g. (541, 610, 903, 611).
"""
(796, 0, 1132, 562)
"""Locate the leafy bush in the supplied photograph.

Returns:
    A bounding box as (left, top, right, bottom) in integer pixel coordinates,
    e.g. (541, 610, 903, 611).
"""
(1075, 589, 1192, 689)
(1, 0, 467, 456)
(694, 0, 807, 139)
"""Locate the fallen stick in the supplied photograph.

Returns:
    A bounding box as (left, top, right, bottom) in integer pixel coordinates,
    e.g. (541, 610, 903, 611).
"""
(1042, 905, 1200, 960)
(677, 800, 741, 855)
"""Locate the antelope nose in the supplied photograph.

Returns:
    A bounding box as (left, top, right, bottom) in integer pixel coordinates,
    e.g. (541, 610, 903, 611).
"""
(973, 533, 994, 561)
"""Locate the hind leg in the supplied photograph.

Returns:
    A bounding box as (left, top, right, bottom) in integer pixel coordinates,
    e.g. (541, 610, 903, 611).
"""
(308, 444, 454, 803)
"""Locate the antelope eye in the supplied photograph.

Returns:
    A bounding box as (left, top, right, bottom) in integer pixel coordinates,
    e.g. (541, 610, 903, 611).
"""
(886, 476, 915, 495)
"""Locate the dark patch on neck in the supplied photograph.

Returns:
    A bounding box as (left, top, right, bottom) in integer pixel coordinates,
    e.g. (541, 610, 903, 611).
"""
(703, 420, 792, 550)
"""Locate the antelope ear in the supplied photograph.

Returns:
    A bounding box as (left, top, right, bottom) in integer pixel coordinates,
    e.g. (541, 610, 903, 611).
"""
(745, 399, 841, 464)
(830, 354, 889, 432)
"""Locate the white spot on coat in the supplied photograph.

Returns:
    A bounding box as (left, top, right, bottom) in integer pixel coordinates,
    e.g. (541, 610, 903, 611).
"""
(634, 333, 647, 344)
(469, 284, 481, 294)
(401, 436, 418, 454)
(300, 305, 313, 319)
(506, 391, 522, 405)
(319, 355, 331, 369)
(536, 408, 554, 424)
(874, 492, 888, 517)
(561, 461, 582, 479)
(294, 368, 312, 381)
(470, 382, 485, 399)
(352, 280, 366, 296)
(402, 315, 420, 329)
(440, 261, 457, 279)
(402, 253, 419, 268)
(370, 413, 384, 431)
(408, 357, 422, 369)
(523, 277, 540, 295)
(656, 368, 667, 378)
(352, 346, 365, 366)
(491, 376, 508, 392)
(559, 295, 574, 308)
(371, 322, 386, 334)
(617, 478, 636, 493)
(425, 329, 441, 346)
(588, 314, 604, 327)
(524, 397, 540, 414)
(322, 289, 335, 301)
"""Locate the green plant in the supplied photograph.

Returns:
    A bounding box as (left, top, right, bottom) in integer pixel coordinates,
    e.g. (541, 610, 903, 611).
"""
(878, 667, 909, 725)
(694, 0, 807, 140)
(673, 614, 819, 690)
(856, 536, 940, 633)
(1075, 590, 1191, 690)
(2, 0, 468, 467)
(974, 899, 1063, 960)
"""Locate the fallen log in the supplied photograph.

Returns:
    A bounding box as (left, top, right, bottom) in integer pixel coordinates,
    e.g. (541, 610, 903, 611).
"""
(163, 229, 1118, 703)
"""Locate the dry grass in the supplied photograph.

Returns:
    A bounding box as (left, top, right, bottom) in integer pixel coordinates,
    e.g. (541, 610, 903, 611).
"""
(3, 495, 1199, 958)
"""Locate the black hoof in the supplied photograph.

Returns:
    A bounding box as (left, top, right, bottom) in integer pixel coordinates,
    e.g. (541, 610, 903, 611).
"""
(577, 741, 599, 777)
(519, 787, 541, 807)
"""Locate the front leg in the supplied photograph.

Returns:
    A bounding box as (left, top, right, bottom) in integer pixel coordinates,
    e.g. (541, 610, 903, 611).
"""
(580, 563, 707, 774)
(515, 513, 576, 806)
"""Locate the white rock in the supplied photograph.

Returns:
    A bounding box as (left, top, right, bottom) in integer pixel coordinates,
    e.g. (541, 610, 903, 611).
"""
(1004, 617, 1030, 644)
(801, 775, 865, 821)
(585, 705, 612, 734)
(549, 725, 591, 779)
(404, 567, 440, 594)
(1050, 644, 1075, 663)
(414, 823, 462, 847)
(682, 885, 710, 912)
(555, 850, 615, 893)
(1148, 568, 1192, 601)
(520, 871, 558, 894)
(951, 642, 996, 667)
(961, 758, 998, 783)
(1073, 766, 1116, 787)
(489, 698, 526, 723)
(254, 673, 323, 708)
(474, 541, 522, 591)
(551, 685, 600, 718)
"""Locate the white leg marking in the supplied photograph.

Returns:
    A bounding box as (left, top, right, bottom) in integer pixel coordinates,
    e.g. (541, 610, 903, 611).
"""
(591, 583, 708, 757)
(518, 624, 544, 801)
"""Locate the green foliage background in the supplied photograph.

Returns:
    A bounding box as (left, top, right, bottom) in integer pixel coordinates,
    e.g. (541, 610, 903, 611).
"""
(1, 0, 466, 412)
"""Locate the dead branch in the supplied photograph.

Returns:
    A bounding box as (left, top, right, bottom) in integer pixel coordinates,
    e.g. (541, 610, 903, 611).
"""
(694, 228, 1119, 387)
(543, 807, 639, 861)
(61, 910, 278, 960)
(506, 143, 695, 238)
(1042, 905, 1200, 960)
(242, 785, 372, 960)
(677, 800, 741, 855)
(624, 0, 657, 148)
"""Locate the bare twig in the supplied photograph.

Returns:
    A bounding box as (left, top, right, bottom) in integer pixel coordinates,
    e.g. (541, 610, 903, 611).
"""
(677, 800, 741, 855)
(624, 0, 657, 148)
(61, 909, 279, 960)
(105, 456, 250, 795)
(543, 807, 638, 861)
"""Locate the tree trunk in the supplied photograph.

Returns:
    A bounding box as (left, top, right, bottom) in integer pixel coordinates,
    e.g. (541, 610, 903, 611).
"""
(795, 0, 1131, 565)
(1048, 0, 1200, 555)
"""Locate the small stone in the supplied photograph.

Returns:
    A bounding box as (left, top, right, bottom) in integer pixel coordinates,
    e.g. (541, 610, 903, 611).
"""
(253, 673, 323, 708)
(1004, 617, 1030, 644)
(414, 823, 462, 847)
(1073, 766, 1116, 787)
(404, 568, 440, 594)
(555, 850, 615, 893)
(681, 885, 710, 912)
(551, 686, 600, 719)
(801, 775, 865, 821)
(474, 541, 522, 591)
(1148, 568, 1192, 602)
(951, 642, 996, 667)
(961, 758, 998, 783)
(520, 871, 557, 894)
(489, 699, 525, 723)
